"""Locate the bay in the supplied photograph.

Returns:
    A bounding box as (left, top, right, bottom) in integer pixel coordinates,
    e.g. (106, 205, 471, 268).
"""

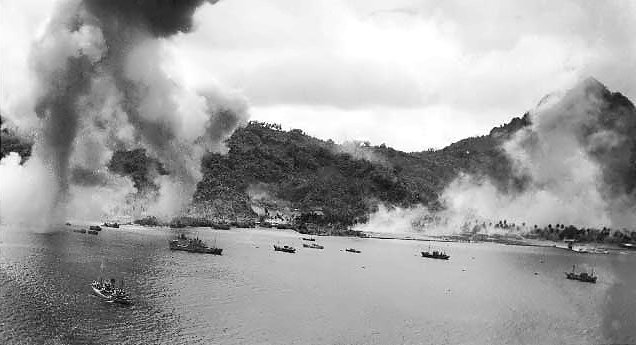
(1, 225, 634, 345)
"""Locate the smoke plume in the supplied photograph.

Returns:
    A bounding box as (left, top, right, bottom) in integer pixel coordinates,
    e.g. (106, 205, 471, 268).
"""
(0, 0, 248, 226)
(440, 77, 636, 232)
(335, 140, 389, 165)
(359, 78, 636, 235)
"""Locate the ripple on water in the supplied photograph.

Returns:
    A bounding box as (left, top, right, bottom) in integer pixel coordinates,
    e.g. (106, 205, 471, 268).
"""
(1, 227, 635, 344)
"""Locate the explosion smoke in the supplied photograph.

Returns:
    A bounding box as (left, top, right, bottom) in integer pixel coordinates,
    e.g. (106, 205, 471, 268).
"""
(442, 78, 636, 232)
(336, 140, 389, 166)
(0, 0, 248, 226)
(359, 78, 636, 235)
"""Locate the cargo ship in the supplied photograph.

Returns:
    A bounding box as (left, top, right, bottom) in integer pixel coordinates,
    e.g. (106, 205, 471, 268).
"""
(565, 265, 597, 283)
(273, 244, 296, 253)
(169, 234, 223, 255)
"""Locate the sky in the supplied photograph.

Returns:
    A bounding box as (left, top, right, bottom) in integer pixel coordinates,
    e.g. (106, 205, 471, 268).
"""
(1, 0, 635, 152)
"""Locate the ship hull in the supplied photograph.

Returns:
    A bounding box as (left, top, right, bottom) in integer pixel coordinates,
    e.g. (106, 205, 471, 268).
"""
(303, 244, 324, 249)
(92, 285, 111, 299)
(169, 242, 223, 255)
(92, 285, 132, 304)
(421, 252, 449, 260)
(565, 272, 596, 283)
(273, 245, 296, 253)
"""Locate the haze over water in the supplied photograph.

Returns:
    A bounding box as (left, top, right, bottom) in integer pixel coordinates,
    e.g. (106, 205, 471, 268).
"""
(1, 225, 635, 345)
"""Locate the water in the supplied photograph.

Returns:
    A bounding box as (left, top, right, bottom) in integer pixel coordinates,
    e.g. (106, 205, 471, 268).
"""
(1, 225, 634, 345)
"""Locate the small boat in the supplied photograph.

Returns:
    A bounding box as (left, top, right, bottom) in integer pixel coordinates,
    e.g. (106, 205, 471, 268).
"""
(169, 234, 223, 255)
(87, 230, 99, 235)
(73, 229, 87, 234)
(89, 225, 102, 231)
(273, 244, 296, 253)
(565, 265, 597, 283)
(345, 248, 361, 253)
(422, 244, 450, 260)
(421, 246, 449, 260)
(91, 278, 131, 305)
(211, 223, 231, 230)
(103, 222, 119, 228)
(590, 248, 609, 254)
(572, 247, 590, 253)
(421, 251, 449, 260)
(301, 237, 316, 242)
(303, 243, 324, 249)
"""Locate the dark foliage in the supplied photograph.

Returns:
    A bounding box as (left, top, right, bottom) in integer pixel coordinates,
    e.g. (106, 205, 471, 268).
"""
(0, 117, 32, 162)
(0, 114, 532, 226)
(107, 149, 168, 192)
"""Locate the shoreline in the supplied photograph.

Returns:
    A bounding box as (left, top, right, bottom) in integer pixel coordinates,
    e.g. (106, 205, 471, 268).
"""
(115, 223, 633, 253)
(8, 222, 630, 254)
(363, 232, 631, 253)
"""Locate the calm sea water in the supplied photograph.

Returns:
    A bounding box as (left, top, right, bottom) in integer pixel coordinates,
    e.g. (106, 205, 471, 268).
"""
(1, 225, 634, 345)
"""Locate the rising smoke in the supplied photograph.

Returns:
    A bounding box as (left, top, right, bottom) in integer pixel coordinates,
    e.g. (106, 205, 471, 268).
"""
(335, 140, 389, 166)
(359, 77, 636, 235)
(0, 0, 248, 226)
(493, 77, 636, 228)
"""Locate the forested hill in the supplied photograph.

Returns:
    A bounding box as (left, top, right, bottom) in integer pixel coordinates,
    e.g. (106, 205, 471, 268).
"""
(185, 115, 528, 225)
(4, 77, 633, 227)
(0, 113, 528, 226)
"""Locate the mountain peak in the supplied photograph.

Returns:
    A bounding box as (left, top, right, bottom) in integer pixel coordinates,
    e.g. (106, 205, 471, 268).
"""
(573, 76, 610, 98)
(564, 76, 635, 112)
(581, 76, 605, 88)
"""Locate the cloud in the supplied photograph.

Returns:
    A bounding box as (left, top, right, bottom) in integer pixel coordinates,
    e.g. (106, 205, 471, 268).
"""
(169, 0, 636, 150)
(0, 0, 54, 129)
(3, 0, 635, 152)
(251, 104, 509, 151)
(0, 0, 249, 226)
(438, 78, 636, 230)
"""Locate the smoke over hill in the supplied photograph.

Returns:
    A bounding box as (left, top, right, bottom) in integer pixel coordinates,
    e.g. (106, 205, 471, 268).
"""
(366, 78, 636, 235)
(0, 0, 248, 226)
(2, 72, 635, 234)
(441, 78, 636, 229)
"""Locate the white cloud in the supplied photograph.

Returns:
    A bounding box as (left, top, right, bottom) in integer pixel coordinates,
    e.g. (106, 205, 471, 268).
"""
(167, 0, 636, 150)
(2, 0, 635, 150)
(0, 0, 55, 128)
(251, 104, 500, 151)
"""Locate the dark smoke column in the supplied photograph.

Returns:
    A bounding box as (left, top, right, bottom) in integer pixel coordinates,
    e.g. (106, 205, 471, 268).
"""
(83, 0, 215, 37)
(30, 0, 247, 223)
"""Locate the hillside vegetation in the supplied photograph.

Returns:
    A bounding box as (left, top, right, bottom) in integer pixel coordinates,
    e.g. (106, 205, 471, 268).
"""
(183, 116, 529, 227)
(2, 78, 634, 233)
(0, 114, 526, 227)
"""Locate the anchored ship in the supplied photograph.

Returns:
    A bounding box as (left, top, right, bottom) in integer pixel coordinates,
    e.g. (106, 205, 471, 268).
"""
(91, 278, 131, 305)
(421, 245, 450, 260)
(565, 265, 597, 283)
(169, 234, 223, 255)
(273, 244, 296, 253)
(303, 243, 324, 249)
